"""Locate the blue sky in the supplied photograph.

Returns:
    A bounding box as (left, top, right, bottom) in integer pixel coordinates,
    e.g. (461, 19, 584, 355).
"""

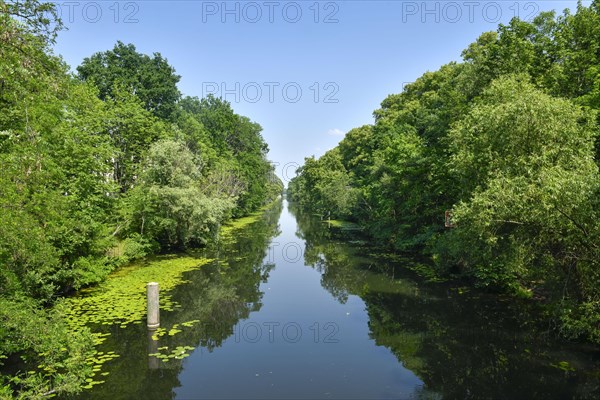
(52, 1, 583, 182)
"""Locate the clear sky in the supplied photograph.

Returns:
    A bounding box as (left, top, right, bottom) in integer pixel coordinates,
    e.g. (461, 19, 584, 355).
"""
(51, 1, 583, 183)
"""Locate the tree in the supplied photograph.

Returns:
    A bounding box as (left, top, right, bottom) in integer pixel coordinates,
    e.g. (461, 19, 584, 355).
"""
(290, 1, 600, 343)
(0, 0, 62, 42)
(102, 87, 169, 192)
(337, 125, 376, 184)
(289, 150, 358, 219)
(77, 41, 181, 120)
(0, 1, 67, 138)
(447, 76, 599, 315)
(123, 140, 235, 250)
(0, 3, 283, 396)
(180, 95, 278, 215)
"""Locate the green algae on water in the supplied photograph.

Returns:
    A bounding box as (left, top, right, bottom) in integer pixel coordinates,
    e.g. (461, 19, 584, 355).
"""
(219, 199, 280, 241)
(149, 345, 196, 362)
(322, 219, 363, 231)
(61, 256, 213, 332)
(57, 255, 212, 389)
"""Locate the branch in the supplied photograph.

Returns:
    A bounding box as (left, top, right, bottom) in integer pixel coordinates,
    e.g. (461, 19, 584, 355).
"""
(491, 219, 525, 225)
(554, 206, 598, 250)
(111, 223, 125, 237)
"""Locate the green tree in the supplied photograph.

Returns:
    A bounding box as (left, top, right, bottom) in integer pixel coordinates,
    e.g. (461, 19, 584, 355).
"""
(290, 1, 600, 343)
(180, 95, 279, 215)
(123, 139, 235, 250)
(102, 87, 169, 192)
(77, 41, 181, 120)
(446, 77, 599, 334)
(289, 149, 358, 219)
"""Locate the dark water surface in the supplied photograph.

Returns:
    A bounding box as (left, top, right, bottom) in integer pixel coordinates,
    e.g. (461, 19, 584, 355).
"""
(67, 200, 600, 399)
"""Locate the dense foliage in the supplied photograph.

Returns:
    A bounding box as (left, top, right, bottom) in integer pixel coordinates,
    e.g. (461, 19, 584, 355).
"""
(289, 201, 600, 398)
(0, 1, 281, 397)
(289, 2, 600, 343)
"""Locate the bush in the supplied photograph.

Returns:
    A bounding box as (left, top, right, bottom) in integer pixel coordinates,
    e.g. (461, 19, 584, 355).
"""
(0, 297, 95, 399)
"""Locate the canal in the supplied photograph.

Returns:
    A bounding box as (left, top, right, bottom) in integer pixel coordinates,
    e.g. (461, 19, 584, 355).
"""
(65, 200, 600, 399)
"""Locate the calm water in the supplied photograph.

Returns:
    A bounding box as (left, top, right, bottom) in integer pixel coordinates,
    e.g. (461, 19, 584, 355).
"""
(66, 200, 600, 399)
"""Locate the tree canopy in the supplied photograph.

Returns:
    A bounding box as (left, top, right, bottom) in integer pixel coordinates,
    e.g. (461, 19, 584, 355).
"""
(0, 2, 282, 397)
(77, 41, 182, 120)
(289, 1, 600, 344)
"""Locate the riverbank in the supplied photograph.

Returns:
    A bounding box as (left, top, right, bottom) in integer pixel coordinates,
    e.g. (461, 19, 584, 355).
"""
(62, 200, 600, 399)
(0, 200, 282, 399)
(60, 199, 283, 399)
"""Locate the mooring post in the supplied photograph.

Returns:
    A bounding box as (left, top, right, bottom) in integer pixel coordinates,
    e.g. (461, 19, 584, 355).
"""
(147, 282, 160, 329)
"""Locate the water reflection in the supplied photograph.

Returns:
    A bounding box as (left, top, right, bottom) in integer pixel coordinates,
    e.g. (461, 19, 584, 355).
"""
(65, 200, 599, 399)
(289, 202, 600, 400)
(65, 201, 283, 399)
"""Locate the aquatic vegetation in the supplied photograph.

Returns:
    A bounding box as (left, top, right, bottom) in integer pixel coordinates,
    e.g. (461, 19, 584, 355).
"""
(0, 200, 280, 398)
(149, 345, 195, 362)
(550, 361, 576, 372)
(61, 256, 213, 332)
(147, 320, 202, 362)
(49, 202, 277, 393)
(56, 256, 211, 390)
(323, 219, 363, 231)
(80, 350, 120, 389)
(219, 200, 280, 241)
(181, 319, 201, 328)
(149, 320, 199, 340)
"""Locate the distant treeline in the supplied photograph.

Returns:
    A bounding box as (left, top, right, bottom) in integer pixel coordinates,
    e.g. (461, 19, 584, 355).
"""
(0, 1, 281, 397)
(289, 1, 600, 344)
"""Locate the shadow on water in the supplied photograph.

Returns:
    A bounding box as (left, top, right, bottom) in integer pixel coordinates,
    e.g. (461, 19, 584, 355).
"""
(63, 199, 599, 399)
(288, 202, 600, 400)
(63, 201, 283, 400)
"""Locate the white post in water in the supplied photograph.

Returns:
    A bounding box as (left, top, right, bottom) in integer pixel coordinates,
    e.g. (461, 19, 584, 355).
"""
(147, 282, 160, 329)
